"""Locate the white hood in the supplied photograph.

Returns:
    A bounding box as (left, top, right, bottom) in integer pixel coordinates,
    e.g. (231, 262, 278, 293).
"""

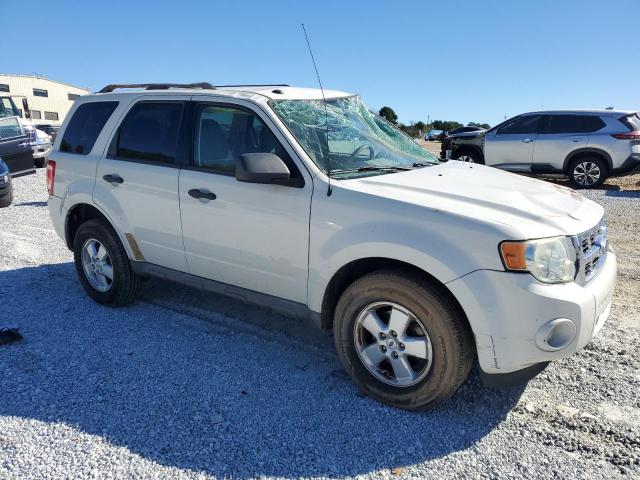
(342, 161, 603, 239)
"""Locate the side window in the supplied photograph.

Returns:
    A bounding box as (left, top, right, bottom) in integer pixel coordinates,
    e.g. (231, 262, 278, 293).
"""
(544, 115, 604, 134)
(0, 117, 23, 139)
(497, 115, 541, 135)
(60, 101, 118, 155)
(116, 102, 183, 165)
(193, 104, 295, 176)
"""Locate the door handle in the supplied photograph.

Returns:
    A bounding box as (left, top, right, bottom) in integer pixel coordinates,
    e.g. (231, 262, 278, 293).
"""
(522, 138, 533, 143)
(188, 189, 217, 201)
(571, 137, 584, 142)
(103, 174, 124, 184)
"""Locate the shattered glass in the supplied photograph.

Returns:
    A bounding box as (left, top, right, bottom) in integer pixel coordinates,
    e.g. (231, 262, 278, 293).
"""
(271, 95, 438, 177)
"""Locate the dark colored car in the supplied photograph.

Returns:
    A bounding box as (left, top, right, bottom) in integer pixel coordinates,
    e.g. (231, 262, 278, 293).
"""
(440, 129, 485, 163)
(0, 115, 36, 207)
(35, 124, 60, 143)
(0, 158, 12, 207)
(448, 126, 486, 136)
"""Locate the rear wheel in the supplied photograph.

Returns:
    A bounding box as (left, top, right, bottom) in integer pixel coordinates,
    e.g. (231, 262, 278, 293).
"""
(333, 270, 474, 410)
(0, 185, 12, 208)
(34, 157, 46, 168)
(568, 156, 607, 188)
(73, 219, 142, 306)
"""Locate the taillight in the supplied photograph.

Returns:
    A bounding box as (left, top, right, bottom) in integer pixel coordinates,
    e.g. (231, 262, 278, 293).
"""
(611, 131, 640, 140)
(46, 160, 56, 195)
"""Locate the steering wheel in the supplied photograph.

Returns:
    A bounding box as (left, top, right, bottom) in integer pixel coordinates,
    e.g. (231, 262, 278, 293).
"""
(350, 144, 374, 161)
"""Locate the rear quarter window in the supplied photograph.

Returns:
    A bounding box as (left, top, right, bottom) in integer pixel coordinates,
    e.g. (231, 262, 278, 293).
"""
(60, 102, 119, 155)
(619, 113, 640, 131)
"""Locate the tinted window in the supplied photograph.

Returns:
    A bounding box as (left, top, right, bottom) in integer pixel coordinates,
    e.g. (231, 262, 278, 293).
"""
(0, 84, 9, 92)
(620, 113, 640, 131)
(33, 88, 48, 97)
(194, 104, 293, 175)
(497, 115, 540, 134)
(116, 102, 183, 164)
(60, 101, 118, 155)
(544, 115, 604, 134)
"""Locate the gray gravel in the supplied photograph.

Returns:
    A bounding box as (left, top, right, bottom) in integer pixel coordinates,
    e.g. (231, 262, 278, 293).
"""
(1, 170, 639, 480)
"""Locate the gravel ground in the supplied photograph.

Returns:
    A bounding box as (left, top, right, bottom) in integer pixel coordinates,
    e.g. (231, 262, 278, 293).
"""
(0, 169, 639, 480)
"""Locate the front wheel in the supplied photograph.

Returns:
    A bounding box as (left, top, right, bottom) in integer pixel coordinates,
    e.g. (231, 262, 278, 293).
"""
(34, 157, 46, 168)
(73, 219, 142, 306)
(453, 150, 483, 164)
(568, 157, 607, 188)
(333, 270, 474, 410)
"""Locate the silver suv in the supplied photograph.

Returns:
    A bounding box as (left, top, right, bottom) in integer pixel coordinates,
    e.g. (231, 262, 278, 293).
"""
(448, 110, 640, 188)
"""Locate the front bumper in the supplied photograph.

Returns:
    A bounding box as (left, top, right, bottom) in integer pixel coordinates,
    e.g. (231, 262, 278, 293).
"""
(447, 249, 617, 376)
(32, 143, 53, 159)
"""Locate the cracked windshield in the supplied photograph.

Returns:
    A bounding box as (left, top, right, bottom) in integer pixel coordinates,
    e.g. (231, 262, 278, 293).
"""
(271, 95, 438, 178)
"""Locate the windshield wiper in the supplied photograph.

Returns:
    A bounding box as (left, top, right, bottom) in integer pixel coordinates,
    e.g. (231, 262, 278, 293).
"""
(329, 165, 413, 175)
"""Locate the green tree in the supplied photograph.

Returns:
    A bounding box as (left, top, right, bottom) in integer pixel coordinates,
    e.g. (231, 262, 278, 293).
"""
(379, 106, 398, 124)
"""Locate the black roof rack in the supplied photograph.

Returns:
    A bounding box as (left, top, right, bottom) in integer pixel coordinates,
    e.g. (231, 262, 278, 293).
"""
(98, 82, 215, 93)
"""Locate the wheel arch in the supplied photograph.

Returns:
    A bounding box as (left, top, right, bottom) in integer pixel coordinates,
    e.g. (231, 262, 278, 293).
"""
(563, 148, 612, 173)
(319, 257, 474, 340)
(65, 202, 135, 260)
(452, 144, 484, 163)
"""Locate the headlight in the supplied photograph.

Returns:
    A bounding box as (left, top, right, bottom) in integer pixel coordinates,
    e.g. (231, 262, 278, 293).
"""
(500, 236, 577, 284)
(0, 174, 8, 185)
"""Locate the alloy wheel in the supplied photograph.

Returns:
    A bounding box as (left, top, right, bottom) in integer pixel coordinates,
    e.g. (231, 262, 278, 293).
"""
(353, 302, 433, 387)
(81, 238, 114, 292)
(573, 161, 601, 186)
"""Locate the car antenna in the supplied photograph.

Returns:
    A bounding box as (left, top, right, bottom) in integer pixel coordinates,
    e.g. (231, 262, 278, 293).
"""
(302, 23, 332, 197)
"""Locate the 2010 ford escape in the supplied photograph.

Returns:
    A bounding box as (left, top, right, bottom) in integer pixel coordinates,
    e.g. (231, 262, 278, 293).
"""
(47, 83, 617, 410)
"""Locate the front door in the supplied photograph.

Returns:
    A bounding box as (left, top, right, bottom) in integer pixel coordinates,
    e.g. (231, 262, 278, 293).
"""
(0, 116, 34, 176)
(179, 101, 312, 303)
(94, 97, 189, 272)
(483, 114, 542, 171)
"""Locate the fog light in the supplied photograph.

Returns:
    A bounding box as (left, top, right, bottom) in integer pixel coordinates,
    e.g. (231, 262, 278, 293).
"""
(535, 318, 577, 351)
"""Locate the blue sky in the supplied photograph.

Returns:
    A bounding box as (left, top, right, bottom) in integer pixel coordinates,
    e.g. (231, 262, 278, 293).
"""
(4, 0, 639, 126)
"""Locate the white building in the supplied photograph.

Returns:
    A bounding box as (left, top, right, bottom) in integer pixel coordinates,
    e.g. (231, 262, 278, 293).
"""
(0, 74, 90, 125)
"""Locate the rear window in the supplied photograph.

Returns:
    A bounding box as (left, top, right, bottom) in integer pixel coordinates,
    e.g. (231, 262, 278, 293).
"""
(114, 102, 183, 165)
(543, 115, 605, 134)
(60, 101, 118, 155)
(619, 113, 640, 131)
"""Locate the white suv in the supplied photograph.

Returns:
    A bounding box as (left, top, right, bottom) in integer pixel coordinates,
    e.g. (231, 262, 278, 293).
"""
(47, 83, 617, 410)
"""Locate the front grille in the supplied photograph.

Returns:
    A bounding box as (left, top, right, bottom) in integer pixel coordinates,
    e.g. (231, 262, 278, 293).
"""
(574, 218, 607, 283)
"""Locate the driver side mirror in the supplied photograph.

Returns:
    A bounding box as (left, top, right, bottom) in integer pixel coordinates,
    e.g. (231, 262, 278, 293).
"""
(235, 153, 293, 185)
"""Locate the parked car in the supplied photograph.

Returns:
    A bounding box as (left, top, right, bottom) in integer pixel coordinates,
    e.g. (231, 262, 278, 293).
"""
(31, 128, 53, 168)
(425, 129, 447, 141)
(442, 110, 640, 188)
(35, 124, 60, 144)
(0, 158, 12, 207)
(448, 126, 486, 136)
(0, 116, 36, 207)
(48, 83, 616, 410)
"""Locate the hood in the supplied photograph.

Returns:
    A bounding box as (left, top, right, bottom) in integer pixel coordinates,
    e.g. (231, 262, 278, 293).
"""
(449, 130, 485, 139)
(341, 161, 603, 238)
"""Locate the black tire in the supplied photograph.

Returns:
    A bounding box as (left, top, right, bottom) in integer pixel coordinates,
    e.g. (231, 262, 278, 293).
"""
(333, 270, 474, 410)
(453, 149, 483, 164)
(73, 219, 142, 306)
(568, 156, 608, 189)
(34, 157, 46, 168)
(0, 186, 13, 208)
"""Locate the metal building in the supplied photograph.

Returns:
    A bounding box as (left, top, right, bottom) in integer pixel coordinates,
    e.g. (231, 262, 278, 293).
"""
(0, 74, 90, 125)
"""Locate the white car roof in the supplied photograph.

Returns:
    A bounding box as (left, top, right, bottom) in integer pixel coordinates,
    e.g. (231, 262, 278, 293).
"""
(87, 85, 353, 103)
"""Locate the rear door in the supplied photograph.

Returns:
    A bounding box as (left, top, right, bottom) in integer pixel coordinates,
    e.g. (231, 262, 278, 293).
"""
(533, 114, 606, 171)
(483, 115, 542, 170)
(0, 116, 35, 176)
(94, 96, 189, 272)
